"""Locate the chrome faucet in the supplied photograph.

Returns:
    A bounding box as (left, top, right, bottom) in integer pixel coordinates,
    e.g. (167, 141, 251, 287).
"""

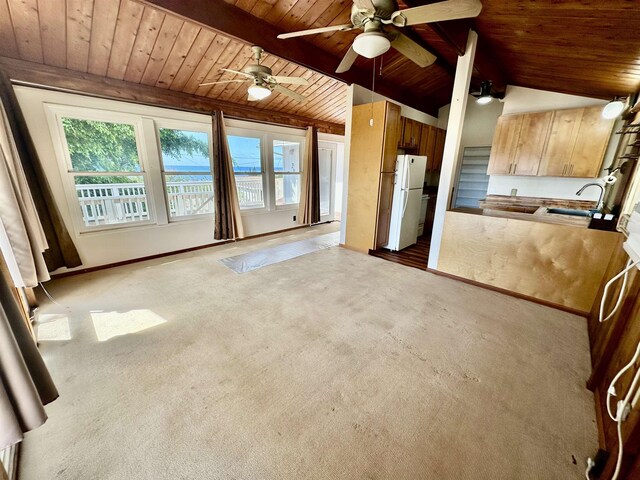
(576, 182, 605, 211)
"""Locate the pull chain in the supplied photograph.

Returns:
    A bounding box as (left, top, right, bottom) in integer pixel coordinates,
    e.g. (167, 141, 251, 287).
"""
(370, 57, 376, 127)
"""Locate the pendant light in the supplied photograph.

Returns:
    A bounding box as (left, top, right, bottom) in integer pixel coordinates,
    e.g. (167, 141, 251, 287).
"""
(602, 97, 627, 119)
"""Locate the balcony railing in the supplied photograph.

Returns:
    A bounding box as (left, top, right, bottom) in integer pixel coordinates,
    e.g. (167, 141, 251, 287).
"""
(75, 177, 264, 227)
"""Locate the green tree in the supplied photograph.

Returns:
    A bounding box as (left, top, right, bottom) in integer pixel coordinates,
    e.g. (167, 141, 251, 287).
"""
(62, 118, 209, 184)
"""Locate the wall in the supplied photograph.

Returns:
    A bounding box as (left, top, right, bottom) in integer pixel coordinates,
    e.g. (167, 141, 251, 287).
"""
(16, 86, 343, 271)
(340, 84, 438, 243)
(352, 84, 439, 126)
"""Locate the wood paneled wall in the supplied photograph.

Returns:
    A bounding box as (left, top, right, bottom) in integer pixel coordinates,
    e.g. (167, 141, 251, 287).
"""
(587, 237, 640, 479)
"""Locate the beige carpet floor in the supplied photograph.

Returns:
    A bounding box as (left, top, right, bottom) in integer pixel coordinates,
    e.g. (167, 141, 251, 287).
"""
(21, 223, 597, 479)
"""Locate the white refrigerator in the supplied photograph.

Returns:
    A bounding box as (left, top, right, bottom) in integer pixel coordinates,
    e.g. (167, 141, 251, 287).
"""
(385, 155, 427, 251)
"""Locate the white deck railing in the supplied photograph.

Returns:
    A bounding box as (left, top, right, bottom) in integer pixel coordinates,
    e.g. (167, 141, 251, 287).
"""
(76, 177, 263, 227)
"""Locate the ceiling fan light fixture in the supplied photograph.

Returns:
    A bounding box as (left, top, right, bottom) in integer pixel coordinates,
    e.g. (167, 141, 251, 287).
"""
(602, 97, 626, 119)
(247, 84, 272, 100)
(476, 95, 493, 105)
(352, 32, 391, 59)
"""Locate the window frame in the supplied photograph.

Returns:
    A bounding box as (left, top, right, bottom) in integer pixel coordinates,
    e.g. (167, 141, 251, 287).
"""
(45, 105, 157, 234)
(226, 126, 269, 213)
(153, 119, 215, 222)
(271, 134, 305, 211)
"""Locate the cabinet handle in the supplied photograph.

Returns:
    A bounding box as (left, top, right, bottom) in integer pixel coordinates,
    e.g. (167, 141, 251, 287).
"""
(562, 164, 567, 175)
(569, 164, 574, 175)
(513, 163, 517, 174)
(508, 163, 512, 174)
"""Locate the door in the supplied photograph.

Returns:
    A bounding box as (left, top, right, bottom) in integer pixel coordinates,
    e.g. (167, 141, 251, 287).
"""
(538, 108, 582, 176)
(318, 141, 337, 222)
(513, 111, 552, 176)
(376, 172, 395, 249)
(487, 115, 523, 175)
(398, 189, 422, 250)
(569, 106, 614, 178)
(433, 128, 446, 171)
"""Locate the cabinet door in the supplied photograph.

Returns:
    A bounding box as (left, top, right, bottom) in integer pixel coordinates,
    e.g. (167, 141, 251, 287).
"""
(401, 117, 413, 147)
(432, 128, 446, 171)
(568, 106, 614, 178)
(538, 108, 582, 176)
(382, 102, 401, 172)
(396, 114, 405, 147)
(487, 115, 523, 175)
(419, 124, 437, 170)
(411, 120, 422, 148)
(513, 111, 552, 176)
(376, 172, 395, 249)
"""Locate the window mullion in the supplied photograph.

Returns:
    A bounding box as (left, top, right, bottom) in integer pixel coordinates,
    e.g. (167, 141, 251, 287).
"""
(141, 118, 168, 225)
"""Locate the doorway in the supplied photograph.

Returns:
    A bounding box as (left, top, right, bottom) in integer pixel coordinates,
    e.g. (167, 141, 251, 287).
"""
(318, 141, 338, 223)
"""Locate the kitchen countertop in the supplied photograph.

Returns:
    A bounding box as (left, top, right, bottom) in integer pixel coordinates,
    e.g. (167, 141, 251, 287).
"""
(474, 195, 598, 228)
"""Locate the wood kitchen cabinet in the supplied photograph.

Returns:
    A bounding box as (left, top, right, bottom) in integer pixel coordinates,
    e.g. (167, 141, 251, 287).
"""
(433, 128, 446, 171)
(513, 111, 553, 175)
(490, 105, 614, 178)
(569, 106, 615, 177)
(488, 114, 523, 175)
(345, 101, 402, 252)
(399, 117, 422, 149)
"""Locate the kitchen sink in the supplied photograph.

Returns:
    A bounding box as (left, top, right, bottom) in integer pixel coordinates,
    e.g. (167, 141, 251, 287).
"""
(546, 207, 592, 217)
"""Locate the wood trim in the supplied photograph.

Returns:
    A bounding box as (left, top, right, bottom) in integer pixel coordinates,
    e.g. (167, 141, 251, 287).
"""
(426, 267, 589, 317)
(136, 0, 441, 116)
(0, 56, 345, 135)
(50, 223, 336, 279)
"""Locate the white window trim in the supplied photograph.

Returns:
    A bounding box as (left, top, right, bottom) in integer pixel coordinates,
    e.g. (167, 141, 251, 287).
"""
(226, 125, 306, 213)
(272, 133, 305, 211)
(44, 104, 157, 234)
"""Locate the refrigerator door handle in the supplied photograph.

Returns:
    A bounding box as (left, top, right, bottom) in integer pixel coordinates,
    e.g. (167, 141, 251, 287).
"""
(401, 189, 409, 218)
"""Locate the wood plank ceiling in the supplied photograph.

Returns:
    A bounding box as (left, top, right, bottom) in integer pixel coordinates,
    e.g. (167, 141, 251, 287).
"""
(0, 0, 348, 127)
(229, 0, 640, 102)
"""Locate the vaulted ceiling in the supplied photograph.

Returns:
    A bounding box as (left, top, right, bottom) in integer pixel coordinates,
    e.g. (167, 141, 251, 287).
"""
(0, 0, 639, 131)
(0, 0, 348, 129)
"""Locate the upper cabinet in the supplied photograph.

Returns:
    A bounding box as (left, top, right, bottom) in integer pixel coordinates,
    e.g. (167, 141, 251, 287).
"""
(488, 115, 523, 175)
(490, 105, 614, 178)
(399, 118, 446, 172)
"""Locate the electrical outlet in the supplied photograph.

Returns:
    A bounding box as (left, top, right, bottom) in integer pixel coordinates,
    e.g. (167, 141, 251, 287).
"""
(510, 188, 518, 196)
(293, 215, 296, 221)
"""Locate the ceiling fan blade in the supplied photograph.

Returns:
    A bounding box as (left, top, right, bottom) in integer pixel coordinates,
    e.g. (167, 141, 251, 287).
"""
(199, 79, 249, 86)
(336, 46, 359, 74)
(221, 68, 253, 78)
(390, 31, 437, 68)
(270, 76, 309, 85)
(396, 0, 482, 27)
(273, 84, 307, 103)
(353, 0, 375, 10)
(277, 24, 354, 39)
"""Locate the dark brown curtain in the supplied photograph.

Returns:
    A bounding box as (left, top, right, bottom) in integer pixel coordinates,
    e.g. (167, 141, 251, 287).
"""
(0, 72, 81, 271)
(0, 261, 58, 450)
(212, 111, 243, 240)
(298, 126, 321, 225)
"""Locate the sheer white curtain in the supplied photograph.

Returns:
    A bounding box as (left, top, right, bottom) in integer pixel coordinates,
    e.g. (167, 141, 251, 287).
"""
(0, 97, 49, 288)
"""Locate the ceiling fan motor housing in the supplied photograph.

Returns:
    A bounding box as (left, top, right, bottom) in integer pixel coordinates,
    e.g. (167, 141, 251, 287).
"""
(351, 0, 397, 26)
(244, 64, 272, 78)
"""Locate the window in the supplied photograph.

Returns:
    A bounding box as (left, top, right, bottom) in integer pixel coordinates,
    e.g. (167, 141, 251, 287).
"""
(227, 135, 265, 210)
(273, 139, 302, 206)
(60, 117, 151, 228)
(453, 146, 491, 209)
(158, 128, 213, 219)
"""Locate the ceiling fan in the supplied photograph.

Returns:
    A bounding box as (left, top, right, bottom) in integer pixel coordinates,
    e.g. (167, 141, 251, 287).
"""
(199, 46, 310, 103)
(277, 0, 482, 73)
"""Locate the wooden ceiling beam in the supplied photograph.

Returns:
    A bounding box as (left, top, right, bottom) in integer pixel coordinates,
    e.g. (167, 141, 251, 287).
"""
(135, 0, 441, 116)
(0, 56, 345, 135)
(401, 1, 509, 93)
